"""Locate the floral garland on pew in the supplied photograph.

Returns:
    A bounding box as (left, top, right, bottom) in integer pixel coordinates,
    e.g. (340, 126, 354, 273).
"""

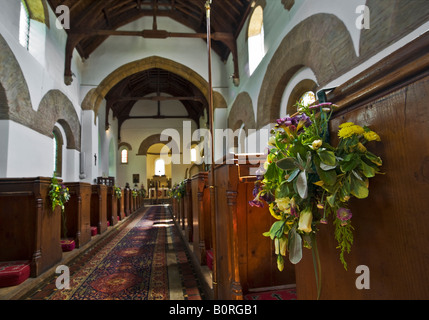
(114, 186, 122, 199)
(49, 174, 71, 239)
(171, 181, 186, 200)
(249, 102, 383, 299)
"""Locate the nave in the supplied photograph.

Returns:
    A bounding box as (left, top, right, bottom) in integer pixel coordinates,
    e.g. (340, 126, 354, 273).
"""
(1, 205, 205, 301)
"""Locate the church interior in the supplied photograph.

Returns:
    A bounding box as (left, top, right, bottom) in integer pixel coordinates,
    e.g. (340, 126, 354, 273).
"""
(0, 0, 429, 302)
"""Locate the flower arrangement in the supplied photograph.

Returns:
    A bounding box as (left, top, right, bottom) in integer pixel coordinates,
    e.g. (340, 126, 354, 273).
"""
(250, 102, 383, 279)
(49, 175, 70, 213)
(49, 175, 71, 239)
(114, 186, 122, 199)
(132, 189, 138, 198)
(170, 181, 186, 200)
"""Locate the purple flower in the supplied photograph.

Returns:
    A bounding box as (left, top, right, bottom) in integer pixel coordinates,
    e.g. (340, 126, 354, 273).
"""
(249, 199, 264, 208)
(337, 208, 352, 221)
(309, 102, 333, 109)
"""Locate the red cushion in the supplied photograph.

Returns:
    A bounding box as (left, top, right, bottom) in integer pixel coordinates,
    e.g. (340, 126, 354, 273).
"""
(61, 239, 76, 252)
(0, 261, 31, 288)
(91, 226, 98, 236)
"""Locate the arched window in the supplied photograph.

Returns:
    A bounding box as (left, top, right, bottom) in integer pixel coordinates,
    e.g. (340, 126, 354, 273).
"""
(299, 91, 316, 107)
(53, 128, 63, 177)
(18, 0, 47, 64)
(19, 1, 31, 50)
(121, 149, 129, 164)
(191, 148, 197, 162)
(248, 6, 265, 75)
(155, 159, 165, 176)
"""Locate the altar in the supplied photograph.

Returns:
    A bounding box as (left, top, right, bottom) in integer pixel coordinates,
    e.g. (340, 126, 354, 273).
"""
(149, 187, 170, 199)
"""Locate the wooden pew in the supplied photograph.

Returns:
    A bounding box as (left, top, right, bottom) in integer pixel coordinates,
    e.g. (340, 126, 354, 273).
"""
(124, 188, 131, 216)
(184, 179, 193, 243)
(107, 186, 118, 227)
(294, 32, 429, 300)
(117, 188, 125, 221)
(90, 184, 107, 235)
(63, 182, 92, 248)
(191, 172, 212, 266)
(0, 177, 62, 277)
(211, 155, 296, 300)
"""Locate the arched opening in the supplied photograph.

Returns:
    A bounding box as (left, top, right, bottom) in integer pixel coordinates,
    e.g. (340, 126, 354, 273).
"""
(248, 5, 265, 75)
(52, 126, 64, 177)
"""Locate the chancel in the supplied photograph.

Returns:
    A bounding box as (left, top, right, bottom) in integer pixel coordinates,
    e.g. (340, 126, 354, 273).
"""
(0, 0, 429, 302)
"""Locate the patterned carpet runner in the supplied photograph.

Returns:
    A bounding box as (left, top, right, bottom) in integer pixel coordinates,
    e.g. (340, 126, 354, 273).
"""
(23, 205, 204, 300)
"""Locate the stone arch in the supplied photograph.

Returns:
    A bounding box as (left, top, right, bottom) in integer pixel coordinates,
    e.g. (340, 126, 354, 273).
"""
(286, 78, 318, 115)
(257, 13, 357, 129)
(137, 134, 179, 156)
(82, 56, 227, 122)
(0, 34, 81, 151)
(0, 34, 33, 123)
(228, 92, 256, 132)
(360, 0, 429, 59)
(118, 142, 132, 151)
(37, 90, 81, 151)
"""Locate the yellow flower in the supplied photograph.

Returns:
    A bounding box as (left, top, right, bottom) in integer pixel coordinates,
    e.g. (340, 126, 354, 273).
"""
(298, 208, 313, 233)
(363, 131, 381, 142)
(338, 124, 365, 139)
(275, 197, 291, 212)
(357, 142, 367, 153)
(339, 122, 354, 129)
(268, 136, 276, 146)
(312, 139, 323, 150)
(269, 203, 282, 220)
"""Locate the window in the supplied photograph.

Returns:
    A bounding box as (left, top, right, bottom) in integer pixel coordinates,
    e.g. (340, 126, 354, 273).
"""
(121, 149, 128, 164)
(19, 1, 31, 50)
(155, 159, 165, 176)
(299, 91, 316, 107)
(191, 148, 197, 162)
(53, 129, 63, 177)
(248, 6, 265, 75)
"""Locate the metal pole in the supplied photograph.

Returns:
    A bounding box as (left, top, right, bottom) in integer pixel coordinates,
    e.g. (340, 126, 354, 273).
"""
(205, 0, 218, 299)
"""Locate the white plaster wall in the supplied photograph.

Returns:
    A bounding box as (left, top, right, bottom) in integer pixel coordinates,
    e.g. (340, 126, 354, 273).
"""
(79, 17, 228, 89)
(5, 120, 53, 178)
(0, 120, 9, 177)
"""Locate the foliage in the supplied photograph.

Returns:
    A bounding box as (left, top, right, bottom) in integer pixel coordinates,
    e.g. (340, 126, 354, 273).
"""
(49, 175, 70, 213)
(250, 102, 383, 271)
(170, 180, 186, 200)
(49, 175, 71, 239)
(114, 186, 122, 199)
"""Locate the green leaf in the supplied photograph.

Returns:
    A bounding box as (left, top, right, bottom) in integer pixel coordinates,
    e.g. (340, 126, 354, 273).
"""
(360, 161, 376, 178)
(314, 156, 337, 186)
(318, 149, 336, 166)
(276, 157, 298, 171)
(267, 221, 286, 240)
(340, 154, 360, 173)
(350, 176, 369, 199)
(287, 168, 300, 182)
(264, 161, 278, 181)
(296, 170, 308, 199)
(288, 227, 303, 265)
(365, 152, 383, 166)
